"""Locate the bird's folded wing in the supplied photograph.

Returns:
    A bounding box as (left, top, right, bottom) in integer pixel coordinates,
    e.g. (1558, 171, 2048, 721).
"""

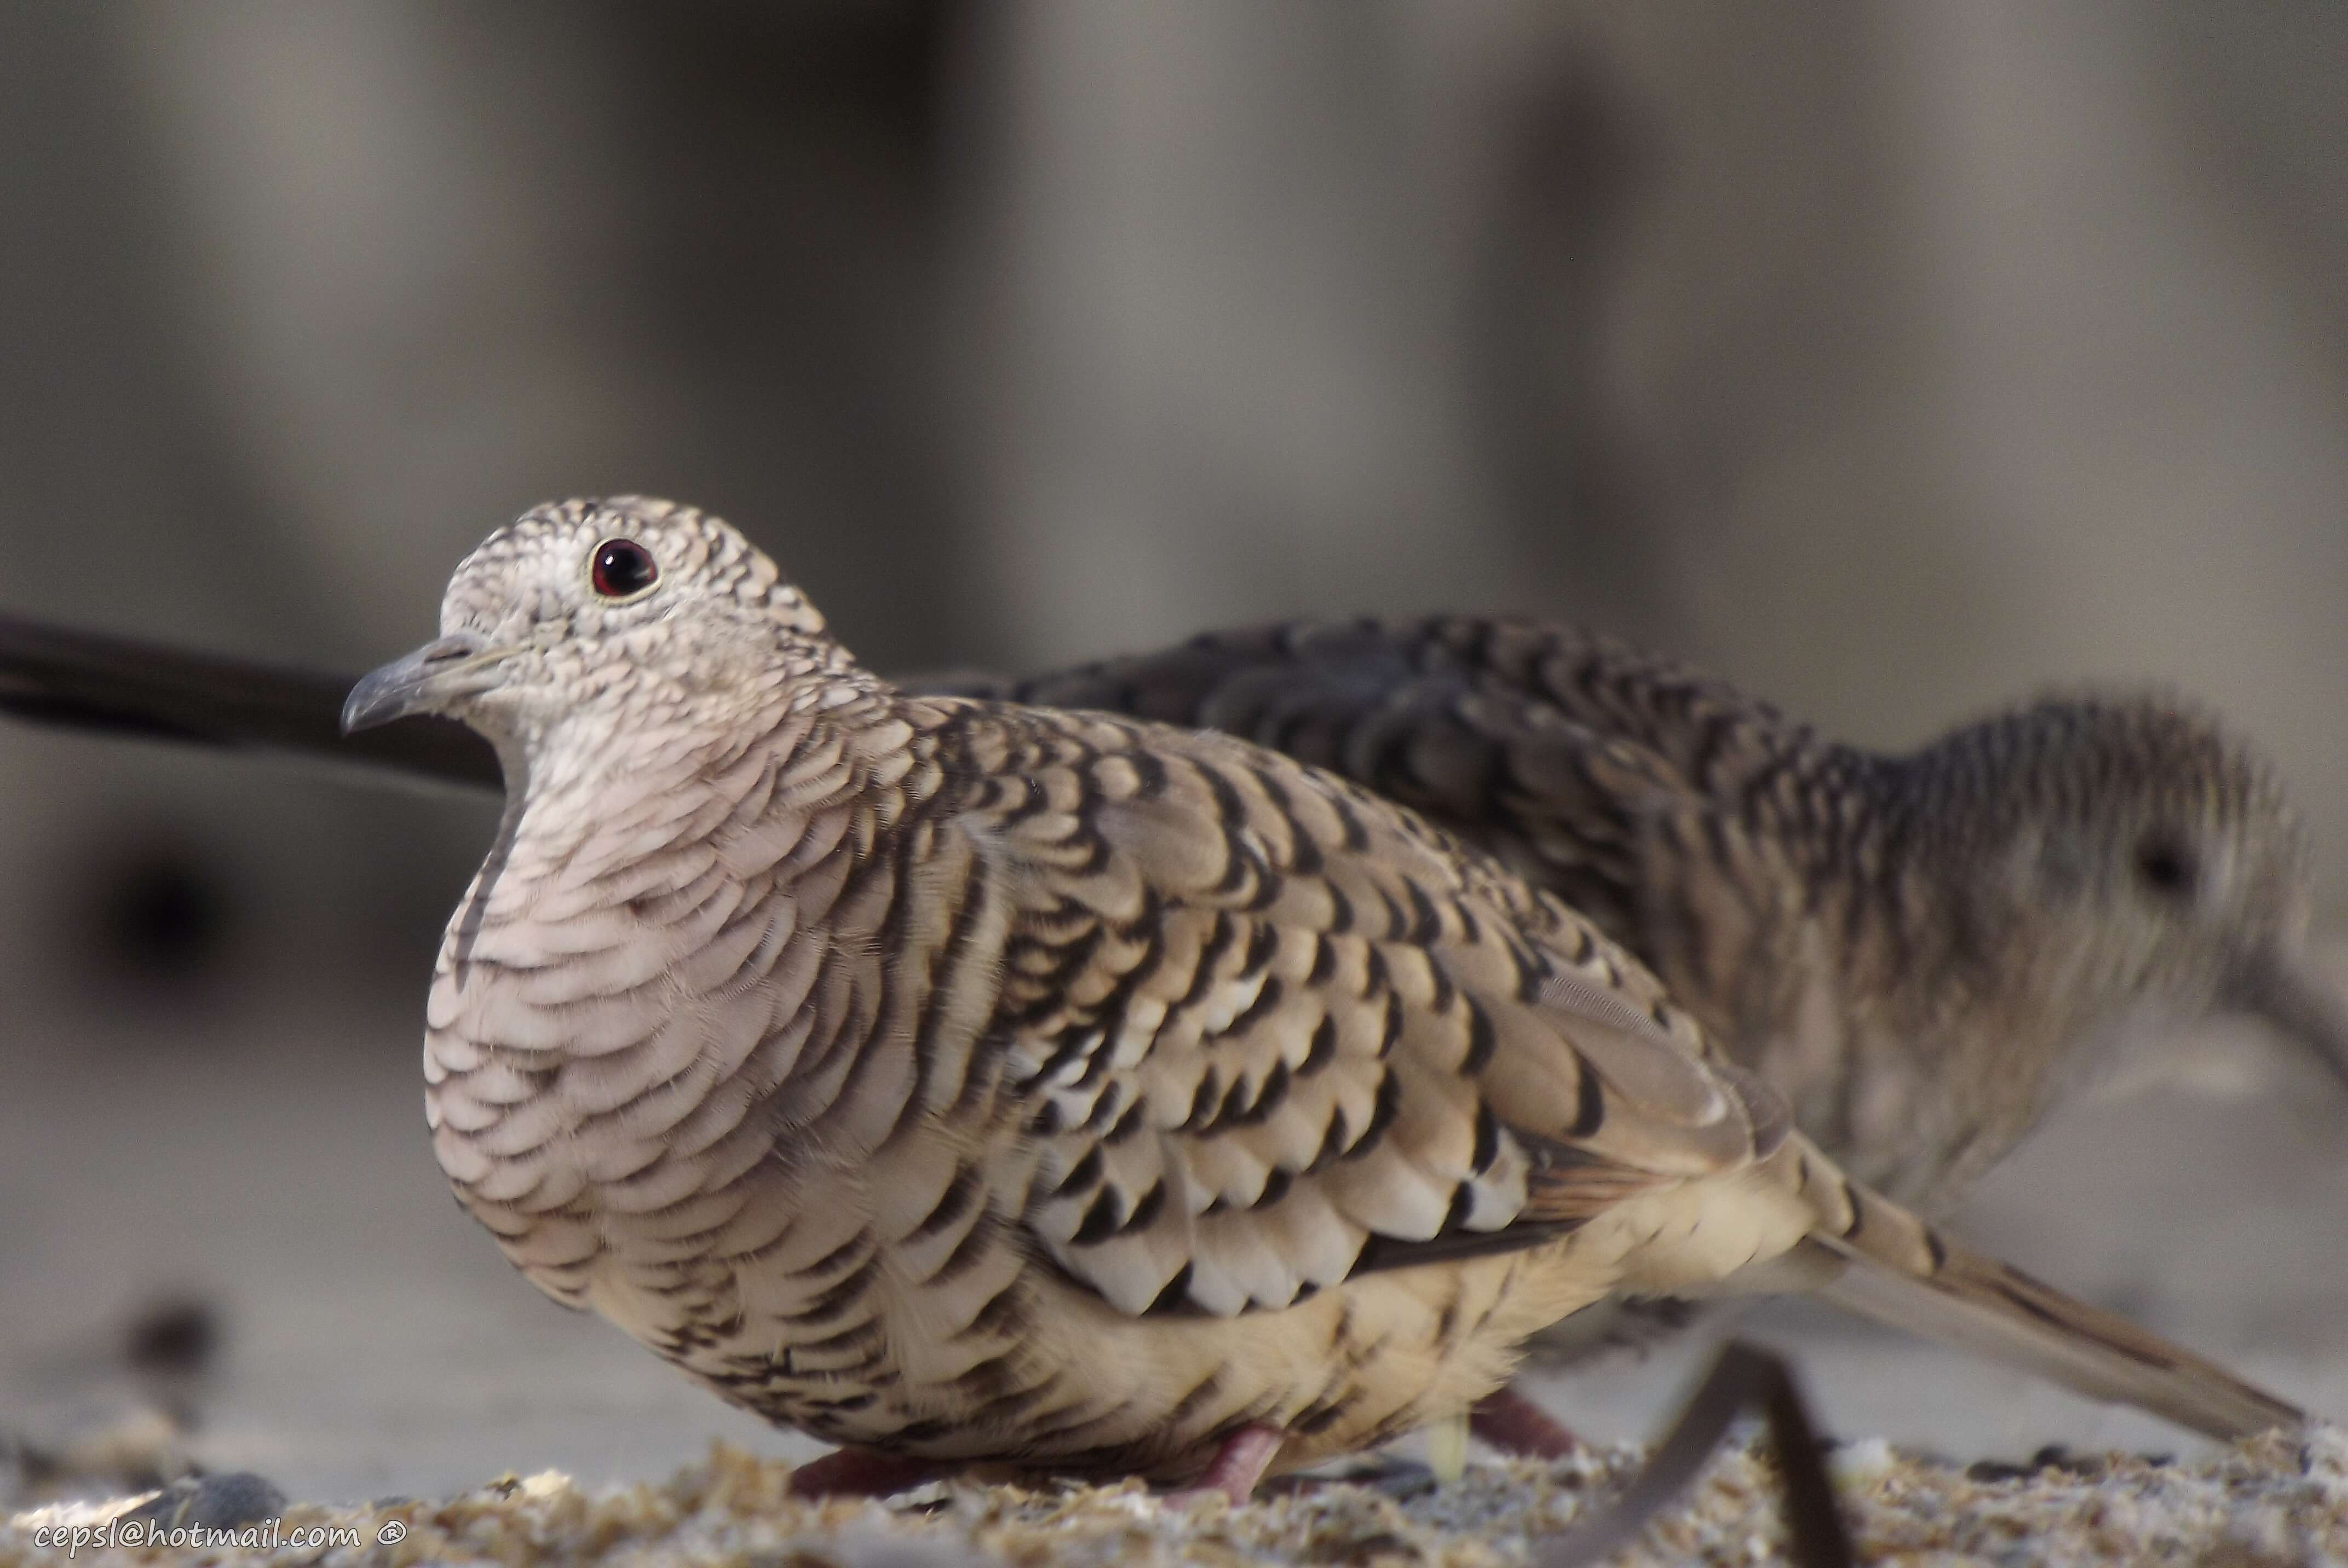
(945, 707, 1773, 1321)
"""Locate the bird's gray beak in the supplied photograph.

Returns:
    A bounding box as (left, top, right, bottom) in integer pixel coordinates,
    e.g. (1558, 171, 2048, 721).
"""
(2229, 952, 2348, 1093)
(342, 633, 504, 734)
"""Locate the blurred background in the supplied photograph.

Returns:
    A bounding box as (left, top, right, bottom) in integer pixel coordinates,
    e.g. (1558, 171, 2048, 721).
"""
(3, 0, 2344, 1506)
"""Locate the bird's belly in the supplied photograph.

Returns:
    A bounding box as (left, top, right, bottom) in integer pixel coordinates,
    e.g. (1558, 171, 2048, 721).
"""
(425, 999, 1634, 1480)
(537, 1210, 1620, 1483)
(729, 1238, 1616, 1480)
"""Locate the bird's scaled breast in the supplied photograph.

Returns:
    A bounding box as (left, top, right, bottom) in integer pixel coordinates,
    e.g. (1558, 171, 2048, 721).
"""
(418, 861, 783, 1261)
(413, 902, 1633, 1476)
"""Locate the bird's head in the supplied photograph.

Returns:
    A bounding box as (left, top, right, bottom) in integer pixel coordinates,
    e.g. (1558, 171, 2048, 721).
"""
(342, 497, 842, 758)
(1924, 693, 2346, 1088)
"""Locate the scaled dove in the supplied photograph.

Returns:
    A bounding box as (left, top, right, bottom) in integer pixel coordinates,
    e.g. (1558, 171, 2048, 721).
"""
(331, 497, 2298, 1497)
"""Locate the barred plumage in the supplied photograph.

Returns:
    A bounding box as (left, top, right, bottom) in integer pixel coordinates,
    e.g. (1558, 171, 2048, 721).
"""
(935, 618, 2337, 1212)
(347, 497, 2299, 1494)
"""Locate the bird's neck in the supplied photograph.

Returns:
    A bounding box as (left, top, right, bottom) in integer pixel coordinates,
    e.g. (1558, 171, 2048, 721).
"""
(1769, 734, 2131, 1203)
(491, 639, 892, 810)
(1723, 722, 2051, 991)
(1641, 725, 2105, 1204)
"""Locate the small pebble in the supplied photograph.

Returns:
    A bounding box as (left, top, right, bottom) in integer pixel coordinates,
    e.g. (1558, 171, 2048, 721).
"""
(1828, 1437, 1895, 1481)
(114, 1471, 285, 1531)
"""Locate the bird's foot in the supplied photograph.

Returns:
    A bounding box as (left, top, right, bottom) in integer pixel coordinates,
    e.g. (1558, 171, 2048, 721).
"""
(1164, 1423, 1287, 1506)
(1468, 1385, 1586, 1460)
(787, 1446, 960, 1498)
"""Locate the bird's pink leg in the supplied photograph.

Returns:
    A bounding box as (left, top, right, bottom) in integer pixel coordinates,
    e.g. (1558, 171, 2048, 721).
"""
(1469, 1386, 1585, 1460)
(1170, 1423, 1288, 1504)
(788, 1446, 958, 1497)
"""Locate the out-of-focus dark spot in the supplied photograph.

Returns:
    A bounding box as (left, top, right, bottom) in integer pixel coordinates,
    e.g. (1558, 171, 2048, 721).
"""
(126, 1296, 220, 1380)
(103, 854, 226, 975)
(1963, 1457, 2034, 1484)
(68, 836, 239, 991)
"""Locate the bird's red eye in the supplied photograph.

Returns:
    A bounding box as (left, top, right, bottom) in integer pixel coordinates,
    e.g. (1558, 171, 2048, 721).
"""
(591, 538, 658, 598)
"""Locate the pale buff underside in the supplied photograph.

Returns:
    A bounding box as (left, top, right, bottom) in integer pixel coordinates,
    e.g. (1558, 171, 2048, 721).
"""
(463, 1108, 1820, 1478)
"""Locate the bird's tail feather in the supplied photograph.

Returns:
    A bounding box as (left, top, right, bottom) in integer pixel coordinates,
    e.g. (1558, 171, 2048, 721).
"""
(1794, 1155, 2298, 1442)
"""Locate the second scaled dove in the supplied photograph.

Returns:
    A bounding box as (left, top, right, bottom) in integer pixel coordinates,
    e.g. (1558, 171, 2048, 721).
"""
(939, 619, 2347, 1213)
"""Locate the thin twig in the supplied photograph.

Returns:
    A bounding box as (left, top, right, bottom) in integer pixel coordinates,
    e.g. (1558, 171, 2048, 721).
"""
(1538, 1341, 1855, 1568)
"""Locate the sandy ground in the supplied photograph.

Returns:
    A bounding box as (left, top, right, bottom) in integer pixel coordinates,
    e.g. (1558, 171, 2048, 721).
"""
(7, 1427, 2347, 1566)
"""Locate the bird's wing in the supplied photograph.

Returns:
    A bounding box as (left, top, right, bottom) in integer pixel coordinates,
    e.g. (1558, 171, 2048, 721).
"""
(933, 701, 1775, 1321)
(929, 621, 1873, 1121)
(0, 612, 500, 788)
